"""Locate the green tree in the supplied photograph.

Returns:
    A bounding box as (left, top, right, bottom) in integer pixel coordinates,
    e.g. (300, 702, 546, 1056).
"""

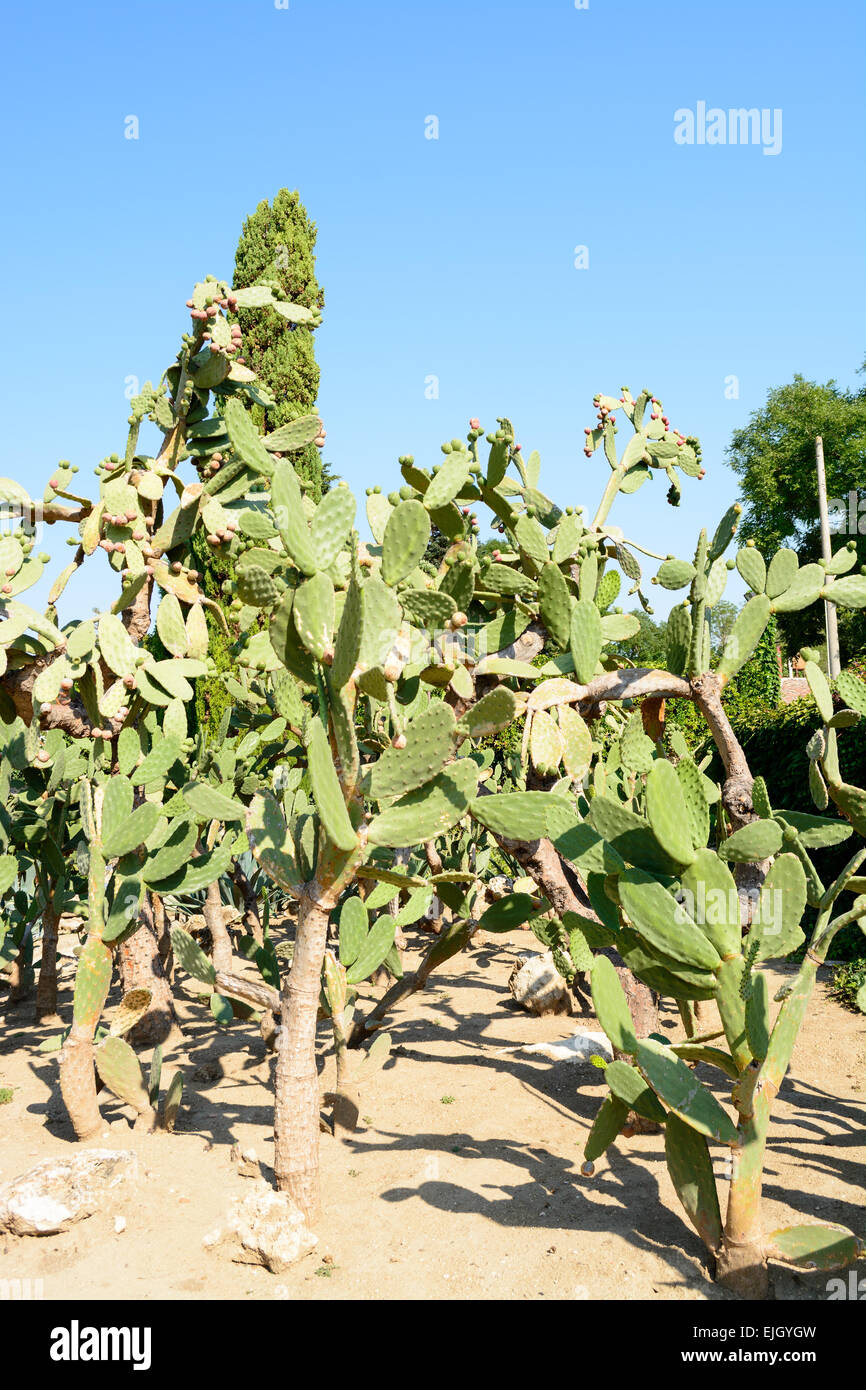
(613, 610, 667, 667)
(726, 365, 866, 659)
(708, 598, 738, 655)
(193, 189, 329, 737)
(233, 188, 331, 500)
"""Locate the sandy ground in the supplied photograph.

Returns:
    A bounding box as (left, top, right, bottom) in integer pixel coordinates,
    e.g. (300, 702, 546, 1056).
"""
(0, 933, 863, 1302)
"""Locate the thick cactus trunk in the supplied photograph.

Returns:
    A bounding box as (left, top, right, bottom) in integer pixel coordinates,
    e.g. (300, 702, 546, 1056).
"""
(717, 1093, 772, 1297)
(118, 897, 182, 1048)
(8, 933, 33, 1004)
(59, 1026, 103, 1139)
(59, 833, 110, 1141)
(203, 880, 234, 974)
(273, 894, 330, 1222)
(35, 901, 61, 1021)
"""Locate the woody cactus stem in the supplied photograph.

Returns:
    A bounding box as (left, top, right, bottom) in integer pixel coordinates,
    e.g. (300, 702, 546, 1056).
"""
(35, 897, 61, 1021)
(59, 832, 109, 1140)
(118, 895, 182, 1048)
(273, 892, 332, 1221)
(203, 878, 234, 974)
(716, 1094, 772, 1296)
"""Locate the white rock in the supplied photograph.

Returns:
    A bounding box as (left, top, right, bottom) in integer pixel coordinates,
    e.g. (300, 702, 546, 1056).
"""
(508, 952, 570, 1016)
(114, 1215, 127, 1234)
(496, 1029, 614, 1064)
(222, 1180, 317, 1274)
(0, 1150, 138, 1236)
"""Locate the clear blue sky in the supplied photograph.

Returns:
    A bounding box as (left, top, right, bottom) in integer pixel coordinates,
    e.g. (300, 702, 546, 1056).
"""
(1, 0, 863, 622)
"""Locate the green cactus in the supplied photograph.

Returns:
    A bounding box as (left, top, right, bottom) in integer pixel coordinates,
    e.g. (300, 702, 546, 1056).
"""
(381, 500, 431, 586)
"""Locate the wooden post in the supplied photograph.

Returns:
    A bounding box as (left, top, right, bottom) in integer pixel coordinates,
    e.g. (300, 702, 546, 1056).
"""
(815, 436, 841, 678)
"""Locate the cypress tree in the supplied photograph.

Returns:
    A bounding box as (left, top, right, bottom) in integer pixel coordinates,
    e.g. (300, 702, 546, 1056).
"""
(193, 189, 328, 736)
(232, 188, 330, 500)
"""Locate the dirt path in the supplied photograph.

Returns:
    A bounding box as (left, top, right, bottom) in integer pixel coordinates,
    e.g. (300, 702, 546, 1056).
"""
(1, 934, 863, 1301)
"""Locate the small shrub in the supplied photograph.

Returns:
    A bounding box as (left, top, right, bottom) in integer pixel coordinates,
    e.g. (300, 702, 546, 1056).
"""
(830, 958, 866, 1012)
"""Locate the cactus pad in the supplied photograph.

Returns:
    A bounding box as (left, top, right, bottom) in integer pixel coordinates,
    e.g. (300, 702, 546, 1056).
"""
(569, 599, 602, 684)
(169, 923, 217, 985)
(735, 547, 766, 593)
(617, 867, 722, 972)
(293, 571, 335, 662)
(591, 956, 639, 1055)
(369, 703, 456, 801)
(367, 759, 478, 848)
(72, 939, 113, 1028)
(309, 486, 356, 570)
(345, 913, 397, 985)
(718, 819, 784, 863)
(537, 561, 572, 649)
(381, 500, 431, 586)
(664, 1113, 723, 1253)
(763, 1223, 864, 1273)
(636, 1039, 738, 1144)
(95, 1036, 152, 1114)
(247, 793, 304, 896)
